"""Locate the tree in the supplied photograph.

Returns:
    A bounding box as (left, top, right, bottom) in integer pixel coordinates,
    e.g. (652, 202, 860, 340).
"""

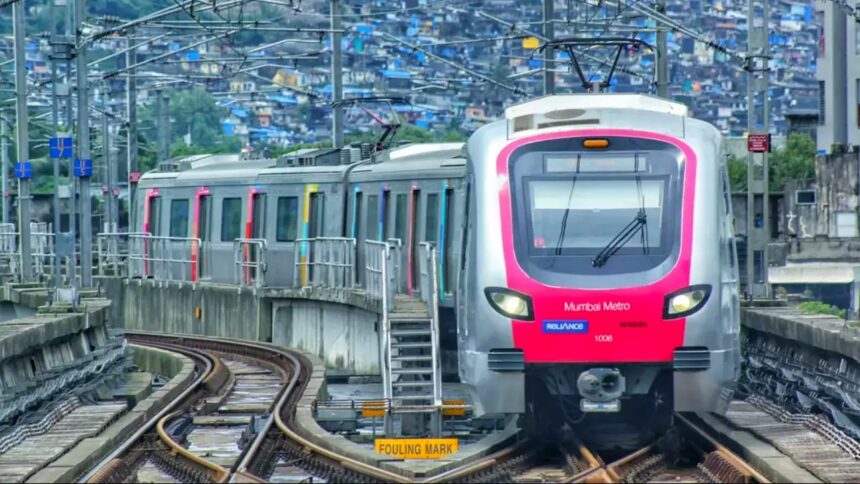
(725, 133, 816, 192)
(769, 132, 816, 191)
(169, 87, 231, 149)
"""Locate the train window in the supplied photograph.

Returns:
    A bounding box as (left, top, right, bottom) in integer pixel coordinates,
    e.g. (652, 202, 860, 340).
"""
(352, 191, 363, 239)
(461, 180, 472, 271)
(252, 194, 266, 238)
(169, 199, 189, 237)
(382, 190, 392, 240)
(444, 188, 456, 290)
(425, 193, 439, 243)
(198, 196, 211, 242)
(395, 193, 408, 243)
(276, 196, 299, 242)
(147, 197, 161, 235)
(309, 192, 325, 238)
(221, 197, 242, 242)
(367, 194, 379, 240)
(410, 189, 420, 288)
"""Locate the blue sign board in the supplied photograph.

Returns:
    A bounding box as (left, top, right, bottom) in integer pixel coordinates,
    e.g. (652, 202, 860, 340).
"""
(14, 162, 32, 179)
(542, 320, 589, 334)
(49, 136, 73, 158)
(74, 159, 92, 178)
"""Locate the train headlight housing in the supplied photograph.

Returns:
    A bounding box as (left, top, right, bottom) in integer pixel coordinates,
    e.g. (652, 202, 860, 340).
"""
(663, 285, 711, 319)
(485, 287, 534, 321)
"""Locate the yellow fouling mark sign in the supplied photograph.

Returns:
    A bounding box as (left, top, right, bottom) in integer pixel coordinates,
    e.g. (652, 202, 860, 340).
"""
(374, 438, 459, 459)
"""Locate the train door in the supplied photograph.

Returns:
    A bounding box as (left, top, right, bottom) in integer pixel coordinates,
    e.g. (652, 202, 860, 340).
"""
(300, 190, 324, 286)
(441, 185, 456, 298)
(408, 188, 420, 295)
(142, 189, 160, 277)
(382, 189, 391, 240)
(192, 187, 211, 281)
(244, 188, 266, 285)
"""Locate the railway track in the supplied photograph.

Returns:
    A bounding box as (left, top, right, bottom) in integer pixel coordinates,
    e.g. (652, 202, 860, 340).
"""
(82, 332, 410, 484)
(77, 332, 771, 484)
(423, 413, 770, 484)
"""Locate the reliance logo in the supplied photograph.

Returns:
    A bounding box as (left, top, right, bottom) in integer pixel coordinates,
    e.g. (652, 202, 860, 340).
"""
(543, 320, 589, 333)
(564, 301, 631, 312)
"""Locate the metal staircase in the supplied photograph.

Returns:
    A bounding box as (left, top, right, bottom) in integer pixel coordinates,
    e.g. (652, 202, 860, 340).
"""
(378, 242, 443, 436)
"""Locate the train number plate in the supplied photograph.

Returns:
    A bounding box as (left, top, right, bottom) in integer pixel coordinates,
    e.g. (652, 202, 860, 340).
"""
(580, 399, 621, 413)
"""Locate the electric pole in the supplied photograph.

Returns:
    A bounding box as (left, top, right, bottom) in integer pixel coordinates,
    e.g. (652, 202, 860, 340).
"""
(102, 83, 117, 233)
(126, 35, 139, 229)
(156, 91, 170, 162)
(745, 0, 770, 299)
(76, 0, 93, 287)
(50, 0, 62, 288)
(331, 0, 343, 148)
(543, 0, 554, 96)
(0, 111, 8, 225)
(656, 0, 669, 98)
(14, 0, 33, 282)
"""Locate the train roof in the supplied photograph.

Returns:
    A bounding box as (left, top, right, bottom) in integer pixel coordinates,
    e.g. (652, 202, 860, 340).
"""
(137, 142, 466, 186)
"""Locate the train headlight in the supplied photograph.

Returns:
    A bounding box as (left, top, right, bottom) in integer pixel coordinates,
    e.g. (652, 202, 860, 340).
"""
(484, 287, 534, 321)
(663, 285, 711, 319)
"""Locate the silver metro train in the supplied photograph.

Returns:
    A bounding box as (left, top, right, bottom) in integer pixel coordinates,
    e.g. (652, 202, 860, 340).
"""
(134, 94, 740, 436)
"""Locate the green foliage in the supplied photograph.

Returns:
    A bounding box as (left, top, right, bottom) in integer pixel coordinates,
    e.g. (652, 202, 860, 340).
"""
(171, 136, 243, 158)
(726, 133, 816, 192)
(728, 156, 747, 191)
(169, 87, 230, 149)
(798, 301, 846, 319)
(769, 133, 816, 191)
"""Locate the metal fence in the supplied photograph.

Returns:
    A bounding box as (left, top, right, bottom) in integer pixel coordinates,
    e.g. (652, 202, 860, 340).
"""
(233, 238, 267, 288)
(128, 233, 201, 282)
(30, 222, 54, 277)
(293, 237, 356, 289)
(418, 242, 443, 409)
(365, 240, 399, 314)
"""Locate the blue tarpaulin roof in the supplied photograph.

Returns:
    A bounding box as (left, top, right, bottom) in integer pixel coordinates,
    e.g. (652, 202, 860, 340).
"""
(231, 108, 249, 118)
(268, 95, 298, 105)
(381, 69, 412, 79)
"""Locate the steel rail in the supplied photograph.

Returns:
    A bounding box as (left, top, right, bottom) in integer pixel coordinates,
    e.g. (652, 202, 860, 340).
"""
(123, 332, 412, 483)
(675, 412, 771, 483)
(79, 342, 214, 483)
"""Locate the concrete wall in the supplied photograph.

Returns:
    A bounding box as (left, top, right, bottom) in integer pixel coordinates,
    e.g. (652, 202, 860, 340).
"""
(272, 300, 380, 375)
(103, 279, 272, 343)
(103, 278, 383, 376)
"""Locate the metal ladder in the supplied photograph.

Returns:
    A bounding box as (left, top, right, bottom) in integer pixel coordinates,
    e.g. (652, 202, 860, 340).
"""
(380, 243, 443, 436)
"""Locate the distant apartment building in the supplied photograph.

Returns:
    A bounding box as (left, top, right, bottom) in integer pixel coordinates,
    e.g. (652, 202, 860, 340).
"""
(815, 2, 860, 154)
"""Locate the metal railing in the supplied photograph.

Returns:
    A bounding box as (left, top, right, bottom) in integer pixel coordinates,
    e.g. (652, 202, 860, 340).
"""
(128, 233, 202, 282)
(0, 223, 18, 277)
(365, 240, 398, 313)
(418, 242, 444, 411)
(293, 237, 356, 289)
(30, 222, 54, 277)
(233, 238, 267, 288)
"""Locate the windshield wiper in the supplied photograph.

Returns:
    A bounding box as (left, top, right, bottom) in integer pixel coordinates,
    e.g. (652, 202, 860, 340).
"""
(592, 210, 648, 268)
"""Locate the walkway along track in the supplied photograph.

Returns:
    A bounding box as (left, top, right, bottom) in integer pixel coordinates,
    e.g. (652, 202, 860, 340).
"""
(82, 332, 410, 483)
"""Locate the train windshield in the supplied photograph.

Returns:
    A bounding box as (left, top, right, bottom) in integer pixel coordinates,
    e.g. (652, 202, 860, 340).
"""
(509, 136, 684, 279)
(528, 177, 665, 253)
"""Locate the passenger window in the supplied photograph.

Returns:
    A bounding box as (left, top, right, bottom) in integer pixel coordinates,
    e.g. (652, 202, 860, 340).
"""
(395, 193, 408, 242)
(425, 193, 439, 243)
(147, 197, 161, 235)
(366, 195, 379, 240)
(276, 196, 299, 242)
(444, 188, 456, 289)
(169, 199, 189, 237)
(353, 191, 363, 239)
(382, 190, 391, 240)
(221, 197, 242, 242)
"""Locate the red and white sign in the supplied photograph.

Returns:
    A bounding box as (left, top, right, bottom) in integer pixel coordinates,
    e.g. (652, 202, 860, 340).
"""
(748, 134, 771, 153)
